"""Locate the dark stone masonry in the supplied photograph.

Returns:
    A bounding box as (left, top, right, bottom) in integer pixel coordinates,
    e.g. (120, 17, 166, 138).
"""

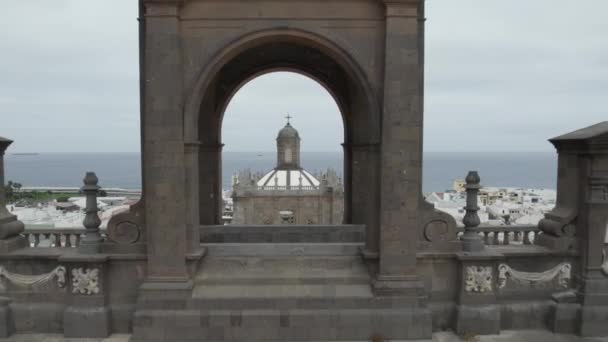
(0, 0, 607, 340)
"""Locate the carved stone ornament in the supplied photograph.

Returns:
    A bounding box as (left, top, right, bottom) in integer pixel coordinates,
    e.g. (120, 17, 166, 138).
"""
(498, 262, 571, 289)
(71, 268, 100, 295)
(109, 221, 140, 244)
(424, 220, 449, 242)
(465, 266, 493, 293)
(0, 266, 66, 291)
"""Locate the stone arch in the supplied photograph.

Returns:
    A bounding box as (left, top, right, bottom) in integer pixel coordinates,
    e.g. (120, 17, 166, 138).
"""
(184, 28, 381, 142)
(218, 67, 349, 144)
(186, 28, 381, 237)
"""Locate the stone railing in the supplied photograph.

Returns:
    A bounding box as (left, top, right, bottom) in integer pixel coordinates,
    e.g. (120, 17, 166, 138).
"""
(256, 185, 319, 191)
(457, 225, 541, 246)
(456, 170, 543, 248)
(22, 228, 88, 248)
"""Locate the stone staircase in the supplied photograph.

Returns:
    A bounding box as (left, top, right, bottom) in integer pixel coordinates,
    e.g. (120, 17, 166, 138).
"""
(132, 242, 431, 341)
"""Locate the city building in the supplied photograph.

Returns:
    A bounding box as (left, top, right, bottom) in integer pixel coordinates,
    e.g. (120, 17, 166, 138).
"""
(230, 118, 344, 225)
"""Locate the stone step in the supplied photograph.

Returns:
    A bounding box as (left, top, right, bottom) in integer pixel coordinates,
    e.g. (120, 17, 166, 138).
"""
(195, 255, 369, 282)
(202, 242, 364, 256)
(192, 283, 372, 299)
(200, 224, 365, 244)
(132, 308, 432, 341)
(185, 295, 423, 311)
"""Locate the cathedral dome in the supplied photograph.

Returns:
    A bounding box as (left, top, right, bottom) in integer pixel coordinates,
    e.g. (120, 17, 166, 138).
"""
(256, 169, 320, 188)
(277, 122, 300, 139)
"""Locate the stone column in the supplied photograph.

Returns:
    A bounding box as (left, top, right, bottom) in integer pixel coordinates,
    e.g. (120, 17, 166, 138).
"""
(341, 143, 352, 224)
(348, 143, 380, 258)
(374, 0, 426, 296)
(199, 144, 223, 225)
(141, 1, 191, 289)
(185, 141, 201, 251)
(0, 137, 25, 253)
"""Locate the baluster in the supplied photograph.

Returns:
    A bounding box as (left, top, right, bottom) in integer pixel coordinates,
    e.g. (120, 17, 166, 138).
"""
(503, 231, 510, 245)
(33, 233, 40, 247)
(484, 232, 490, 245)
(523, 230, 532, 245)
(64, 234, 72, 247)
(43, 233, 50, 247)
(492, 232, 499, 245)
(54, 233, 62, 247)
(532, 231, 539, 243)
(513, 231, 521, 243)
(75, 234, 82, 247)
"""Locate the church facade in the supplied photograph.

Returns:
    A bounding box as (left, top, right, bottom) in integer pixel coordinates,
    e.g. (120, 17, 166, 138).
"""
(231, 119, 344, 225)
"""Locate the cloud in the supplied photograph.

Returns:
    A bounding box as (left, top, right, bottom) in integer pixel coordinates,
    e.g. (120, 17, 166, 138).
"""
(0, 0, 606, 152)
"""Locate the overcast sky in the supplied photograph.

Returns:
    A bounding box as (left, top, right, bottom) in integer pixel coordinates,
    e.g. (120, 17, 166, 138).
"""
(1, 1, 606, 153)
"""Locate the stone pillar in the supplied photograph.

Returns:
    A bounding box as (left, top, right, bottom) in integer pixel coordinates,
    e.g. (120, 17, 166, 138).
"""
(535, 122, 608, 336)
(455, 255, 501, 336)
(0, 297, 14, 338)
(62, 258, 111, 338)
(546, 122, 608, 336)
(454, 173, 501, 335)
(141, 1, 191, 288)
(461, 171, 484, 252)
(374, 0, 426, 296)
(79, 172, 103, 254)
(185, 142, 201, 251)
(0, 137, 25, 253)
(199, 144, 223, 225)
(348, 143, 380, 259)
(341, 143, 352, 224)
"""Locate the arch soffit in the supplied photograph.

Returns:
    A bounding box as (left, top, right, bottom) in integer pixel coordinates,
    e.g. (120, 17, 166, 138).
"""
(183, 28, 381, 143)
(215, 66, 349, 138)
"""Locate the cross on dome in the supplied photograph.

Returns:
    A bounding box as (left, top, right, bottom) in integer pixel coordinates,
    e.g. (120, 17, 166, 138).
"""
(285, 114, 292, 125)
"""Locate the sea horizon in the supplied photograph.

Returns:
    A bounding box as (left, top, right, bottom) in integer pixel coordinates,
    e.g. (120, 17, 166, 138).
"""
(5, 151, 558, 193)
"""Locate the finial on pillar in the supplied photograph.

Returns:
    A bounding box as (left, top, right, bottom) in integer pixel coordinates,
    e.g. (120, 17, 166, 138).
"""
(79, 172, 103, 253)
(462, 171, 484, 252)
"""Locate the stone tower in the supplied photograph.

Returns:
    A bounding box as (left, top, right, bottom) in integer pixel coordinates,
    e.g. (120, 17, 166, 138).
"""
(276, 116, 300, 170)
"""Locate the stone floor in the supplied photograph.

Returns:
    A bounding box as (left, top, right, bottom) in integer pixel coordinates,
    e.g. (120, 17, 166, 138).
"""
(1, 331, 607, 342)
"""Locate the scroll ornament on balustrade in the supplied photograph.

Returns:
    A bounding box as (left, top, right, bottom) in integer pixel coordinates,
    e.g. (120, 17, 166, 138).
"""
(71, 267, 100, 295)
(498, 262, 571, 289)
(0, 266, 66, 292)
(465, 266, 493, 293)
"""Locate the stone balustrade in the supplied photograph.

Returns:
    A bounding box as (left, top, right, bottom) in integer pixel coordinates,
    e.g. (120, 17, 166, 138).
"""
(456, 225, 541, 246)
(21, 228, 89, 248)
(256, 185, 319, 191)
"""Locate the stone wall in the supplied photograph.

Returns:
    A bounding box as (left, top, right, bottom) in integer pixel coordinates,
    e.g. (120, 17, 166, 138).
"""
(232, 190, 344, 225)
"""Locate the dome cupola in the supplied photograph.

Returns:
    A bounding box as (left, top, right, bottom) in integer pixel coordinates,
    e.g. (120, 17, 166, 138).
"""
(276, 115, 301, 169)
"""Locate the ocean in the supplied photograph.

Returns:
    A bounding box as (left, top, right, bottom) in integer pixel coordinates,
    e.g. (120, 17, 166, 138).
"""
(4, 151, 557, 193)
